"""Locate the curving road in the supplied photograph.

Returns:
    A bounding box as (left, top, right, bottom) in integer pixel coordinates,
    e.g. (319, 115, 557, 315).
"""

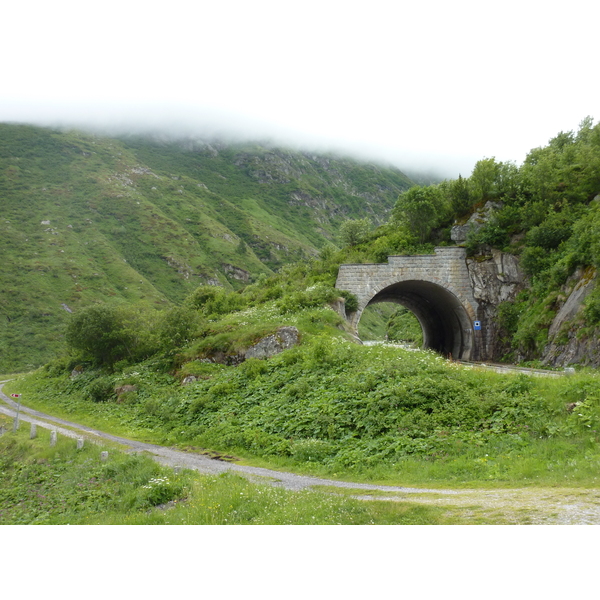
(2, 381, 600, 523)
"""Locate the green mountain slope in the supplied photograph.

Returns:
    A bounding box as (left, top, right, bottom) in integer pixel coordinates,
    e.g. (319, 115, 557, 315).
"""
(0, 123, 413, 371)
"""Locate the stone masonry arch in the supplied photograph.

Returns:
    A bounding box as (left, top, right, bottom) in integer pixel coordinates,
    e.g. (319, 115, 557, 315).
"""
(335, 247, 485, 361)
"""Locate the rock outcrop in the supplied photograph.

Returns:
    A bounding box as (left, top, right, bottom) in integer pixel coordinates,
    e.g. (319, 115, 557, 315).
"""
(114, 385, 137, 402)
(199, 326, 301, 366)
(451, 201, 502, 243)
(542, 267, 600, 367)
(467, 252, 600, 367)
(222, 263, 250, 282)
(245, 327, 300, 359)
(466, 250, 526, 359)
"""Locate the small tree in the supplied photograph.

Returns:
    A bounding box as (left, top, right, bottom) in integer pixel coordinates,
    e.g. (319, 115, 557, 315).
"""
(469, 157, 501, 202)
(392, 186, 446, 243)
(65, 304, 134, 367)
(339, 218, 371, 247)
(449, 175, 472, 216)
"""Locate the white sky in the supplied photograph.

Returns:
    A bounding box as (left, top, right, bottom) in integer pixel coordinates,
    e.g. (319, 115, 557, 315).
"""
(2, 0, 598, 178)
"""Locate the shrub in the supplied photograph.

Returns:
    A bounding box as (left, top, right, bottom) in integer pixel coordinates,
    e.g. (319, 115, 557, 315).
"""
(526, 216, 572, 250)
(158, 306, 202, 350)
(276, 283, 338, 313)
(339, 218, 371, 247)
(496, 301, 520, 334)
(584, 287, 600, 324)
(65, 304, 133, 367)
(185, 285, 246, 316)
(290, 438, 336, 462)
(339, 290, 358, 313)
(520, 246, 553, 277)
(87, 375, 115, 402)
(65, 303, 162, 368)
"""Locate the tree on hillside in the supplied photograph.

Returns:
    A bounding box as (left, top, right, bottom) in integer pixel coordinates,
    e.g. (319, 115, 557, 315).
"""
(66, 304, 134, 367)
(392, 186, 446, 243)
(448, 174, 472, 216)
(469, 157, 501, 202)
(65, 303, 162, 367)
(340, 217, 371, 247)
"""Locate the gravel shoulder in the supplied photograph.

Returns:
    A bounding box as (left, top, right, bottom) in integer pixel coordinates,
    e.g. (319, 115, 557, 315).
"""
(2, 381, 599, 524)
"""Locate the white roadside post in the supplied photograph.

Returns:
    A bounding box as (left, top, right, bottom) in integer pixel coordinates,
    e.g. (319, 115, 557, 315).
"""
(10, 394, 22, 432)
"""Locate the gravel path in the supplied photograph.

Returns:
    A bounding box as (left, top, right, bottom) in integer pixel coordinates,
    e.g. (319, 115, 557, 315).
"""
(0, 382, 454, 494)
(2, 381, 599, 524)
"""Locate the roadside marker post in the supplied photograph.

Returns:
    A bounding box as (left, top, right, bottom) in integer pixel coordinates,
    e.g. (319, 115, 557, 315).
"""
(10, 394, 21, 432)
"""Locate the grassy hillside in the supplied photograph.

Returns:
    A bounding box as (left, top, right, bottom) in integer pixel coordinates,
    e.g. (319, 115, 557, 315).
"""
(3, 120, 600, 529)
(6, 262, 600, 488)
(0, 124, 413, 371)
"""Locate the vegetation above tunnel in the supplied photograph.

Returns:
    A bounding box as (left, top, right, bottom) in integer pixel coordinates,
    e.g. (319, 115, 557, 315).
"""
(334, 117, 600, 362)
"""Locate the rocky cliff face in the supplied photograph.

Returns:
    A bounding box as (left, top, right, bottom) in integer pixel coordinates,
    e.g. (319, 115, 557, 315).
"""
(541, 267, 600, 367)
(466, 250, 525, 360)
(466, 251, 600, 367)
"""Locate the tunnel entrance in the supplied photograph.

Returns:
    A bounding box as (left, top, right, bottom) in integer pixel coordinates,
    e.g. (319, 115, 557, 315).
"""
(358, 280, 473, 359)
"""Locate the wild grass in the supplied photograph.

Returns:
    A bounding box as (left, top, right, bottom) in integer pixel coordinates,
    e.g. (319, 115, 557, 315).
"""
(0, 427, 192, 524)
(0, 427, 456, 525)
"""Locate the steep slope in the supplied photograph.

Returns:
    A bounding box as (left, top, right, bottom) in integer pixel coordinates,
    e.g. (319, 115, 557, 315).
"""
(0, 124, 413, 371)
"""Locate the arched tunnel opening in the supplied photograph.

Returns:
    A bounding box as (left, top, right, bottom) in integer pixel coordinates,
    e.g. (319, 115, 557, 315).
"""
(358, 280, 473, 360)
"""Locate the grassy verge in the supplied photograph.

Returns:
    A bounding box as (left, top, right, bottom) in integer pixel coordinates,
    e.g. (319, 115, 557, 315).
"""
(3, 422, 594, 524)
(0, 424, 460, 525)
(0, 373, 20, 381)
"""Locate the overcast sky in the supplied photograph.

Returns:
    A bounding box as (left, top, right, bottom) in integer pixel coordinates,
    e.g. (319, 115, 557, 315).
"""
(2, 0, 598, 178)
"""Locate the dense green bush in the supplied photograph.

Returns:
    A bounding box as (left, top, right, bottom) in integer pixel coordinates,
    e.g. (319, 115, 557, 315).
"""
(276, 283, 339, 313)
(393, 185, 449, 243)
(65, 304, 136, 367)
(87, 375, 116, 402)
(184, 285, 247, 316)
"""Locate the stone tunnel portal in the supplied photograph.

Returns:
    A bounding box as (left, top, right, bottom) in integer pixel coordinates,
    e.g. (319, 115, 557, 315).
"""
(335, 249, 480, 361)
(361, 280, 473, 360)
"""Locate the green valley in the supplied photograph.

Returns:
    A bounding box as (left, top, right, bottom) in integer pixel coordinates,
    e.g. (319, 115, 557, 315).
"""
(3, 118, 600, 526)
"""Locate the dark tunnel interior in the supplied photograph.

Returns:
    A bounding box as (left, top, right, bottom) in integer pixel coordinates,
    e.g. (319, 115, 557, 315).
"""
(361, 280, 473, 359)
